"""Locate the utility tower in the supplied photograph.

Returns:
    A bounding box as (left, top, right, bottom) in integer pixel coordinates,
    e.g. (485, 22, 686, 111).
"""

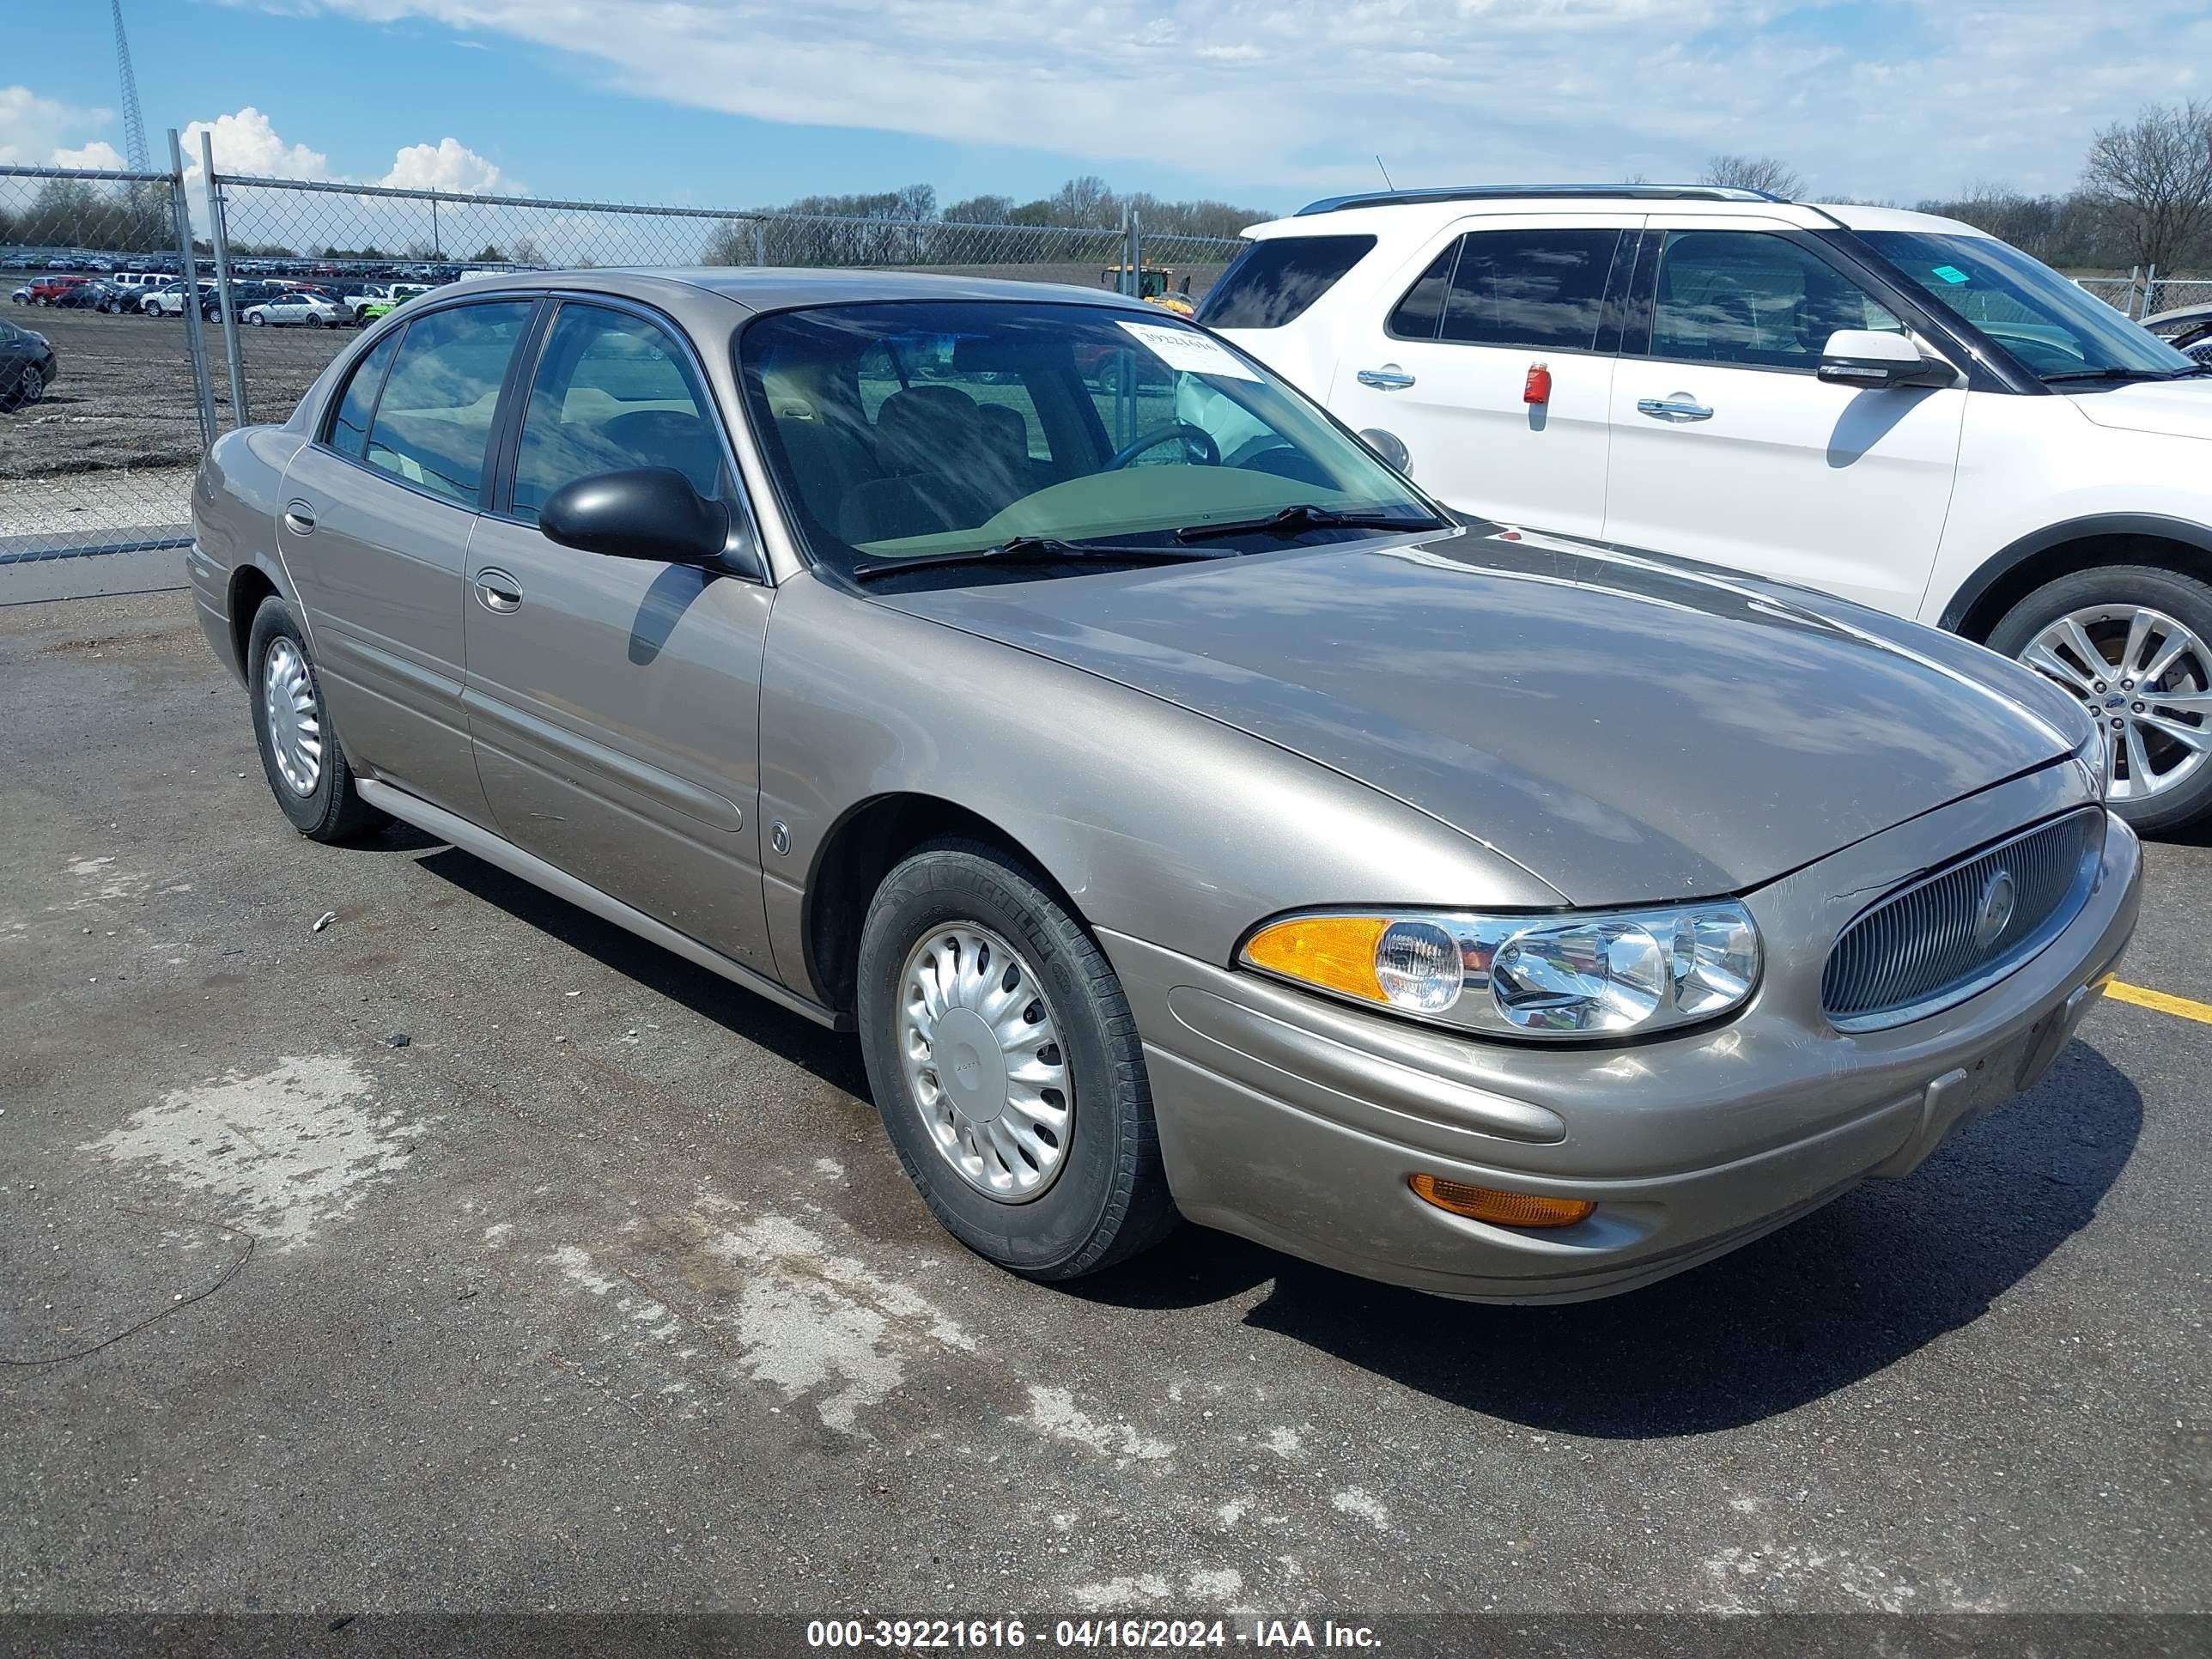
(111, 0, 150, 173)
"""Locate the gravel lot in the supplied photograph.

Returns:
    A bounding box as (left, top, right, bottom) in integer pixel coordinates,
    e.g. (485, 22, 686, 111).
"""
(2, 591, 2209, 1644)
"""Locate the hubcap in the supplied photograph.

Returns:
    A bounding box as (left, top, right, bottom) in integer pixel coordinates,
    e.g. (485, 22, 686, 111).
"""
(896, 922, 1072, 1202)
(2019, 605, 2212, 802)
(261, 637, 324, 797)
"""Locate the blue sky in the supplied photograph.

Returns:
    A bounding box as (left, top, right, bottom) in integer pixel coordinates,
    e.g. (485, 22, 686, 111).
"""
(6, 0, 2209, 218)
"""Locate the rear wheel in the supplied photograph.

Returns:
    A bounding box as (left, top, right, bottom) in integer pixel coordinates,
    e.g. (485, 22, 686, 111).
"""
(246, 597, 384, 842)
(2, 365, 42, 411)
(856, 841, 1178, 1281)
(1991, 563, 2212, 834)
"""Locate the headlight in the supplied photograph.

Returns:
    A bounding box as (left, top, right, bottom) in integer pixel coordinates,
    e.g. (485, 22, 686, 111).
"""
(1240, 902, 1760, 1042)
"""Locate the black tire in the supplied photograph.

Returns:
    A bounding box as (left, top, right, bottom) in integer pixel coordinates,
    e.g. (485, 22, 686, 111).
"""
(245, 596, 384, 842)
(856, 839, 1179, 1281)
(1986, 562, 2212, 835)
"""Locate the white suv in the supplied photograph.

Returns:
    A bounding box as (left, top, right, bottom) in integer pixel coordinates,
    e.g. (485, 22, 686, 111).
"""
(1199, 185, 2212, 830)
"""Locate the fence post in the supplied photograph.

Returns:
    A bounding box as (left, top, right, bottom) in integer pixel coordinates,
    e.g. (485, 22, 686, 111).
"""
(753, 218, 766, 267)
(166, 129, 220, 452)
(201, 130, 249, 428)
(2141, 264, 2158, 319)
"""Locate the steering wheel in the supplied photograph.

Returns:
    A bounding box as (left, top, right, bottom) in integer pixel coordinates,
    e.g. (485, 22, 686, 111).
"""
(1109, 422, 1220, 470)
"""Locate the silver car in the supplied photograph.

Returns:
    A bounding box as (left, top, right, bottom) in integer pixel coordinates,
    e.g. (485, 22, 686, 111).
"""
(189, 270, 2141, 1301)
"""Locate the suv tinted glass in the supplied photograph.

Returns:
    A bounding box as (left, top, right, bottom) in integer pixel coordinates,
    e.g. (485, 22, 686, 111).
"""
(1386, 245, 1455, 339)
(1196, 235, 1376, 330)
(512, 303, 724, 523)
(1438, 228, 1621, 349)
(363, 301, 532, 504)
(326, 331, 399, 459)
(1648, 230, 1901, 370)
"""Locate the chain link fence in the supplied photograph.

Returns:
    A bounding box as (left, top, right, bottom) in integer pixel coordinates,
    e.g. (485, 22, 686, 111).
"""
(0, 161, 218, 563)
(2, 151, 1246, 562)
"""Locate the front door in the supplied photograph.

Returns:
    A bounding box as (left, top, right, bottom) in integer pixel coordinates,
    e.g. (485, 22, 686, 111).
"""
(1602, 220, 1966, 617)
(1323, 213, 1640, 537)
(276, 299, 535, 820)
(462, 299, 775, 973)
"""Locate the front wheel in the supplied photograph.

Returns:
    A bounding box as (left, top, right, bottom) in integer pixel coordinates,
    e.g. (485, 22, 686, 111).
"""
(856, 841, 1178, 1281)
(3, 365, 45, 410)
(1992, 563, 2212, 834)
(246, 596, 385, 842)
(249, 313, 265, 326)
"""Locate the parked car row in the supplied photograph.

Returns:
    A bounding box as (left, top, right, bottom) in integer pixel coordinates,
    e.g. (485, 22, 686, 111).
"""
(192, 259, 2140, 1304)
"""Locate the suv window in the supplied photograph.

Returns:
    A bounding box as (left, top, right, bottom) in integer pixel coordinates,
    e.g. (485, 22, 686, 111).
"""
(1386, 229, 1622, 349)
(1195, 235, 1376, 330)
(512, 303, 725, 523)
(1647, 230, 1902, 370)
(362, 301, 532, 504)
(326, 331, 400, 459)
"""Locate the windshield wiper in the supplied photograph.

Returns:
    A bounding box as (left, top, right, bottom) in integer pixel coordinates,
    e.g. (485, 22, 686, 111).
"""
(1172, 503, 1446, 544)
(2040, 366, 2201, 384)
(849, 535, 1230, 583)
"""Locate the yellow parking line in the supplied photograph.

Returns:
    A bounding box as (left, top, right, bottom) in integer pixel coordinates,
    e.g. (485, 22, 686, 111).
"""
(2104, 981, 2212, 1025)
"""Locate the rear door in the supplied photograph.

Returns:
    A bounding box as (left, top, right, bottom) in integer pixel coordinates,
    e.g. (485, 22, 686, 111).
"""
(1602, 219, 1966, 616)
(276, 298, 536, 821)
(1322, 214, 1640, 537)
(462, 297, 775, 974)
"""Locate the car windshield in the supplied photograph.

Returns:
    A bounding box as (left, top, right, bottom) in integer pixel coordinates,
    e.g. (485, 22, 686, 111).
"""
(736, 299, 1437, 579)
(1856, 229, 2196, 380)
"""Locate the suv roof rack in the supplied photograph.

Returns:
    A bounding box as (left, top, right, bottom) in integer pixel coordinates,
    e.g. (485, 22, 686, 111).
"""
(1292, 184, 1786, 216)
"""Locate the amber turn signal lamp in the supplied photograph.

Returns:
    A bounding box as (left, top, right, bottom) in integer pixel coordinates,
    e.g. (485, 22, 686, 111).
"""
(1409, 1174, 1595, 1229)
(1243, 915, 1389, 1003)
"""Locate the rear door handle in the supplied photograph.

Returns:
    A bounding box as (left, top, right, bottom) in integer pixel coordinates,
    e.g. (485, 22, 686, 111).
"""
(474, 568, 523, 613)
(1357, 365, 1417, 390)
(282, 500, 316, 535)
(1635, 395, 1713, 422)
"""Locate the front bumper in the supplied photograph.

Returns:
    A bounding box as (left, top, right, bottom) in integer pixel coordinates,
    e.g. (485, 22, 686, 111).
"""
(1106, 764, 2141, 1303)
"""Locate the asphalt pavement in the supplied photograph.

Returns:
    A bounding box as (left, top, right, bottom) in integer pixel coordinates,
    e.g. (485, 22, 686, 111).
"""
(3, 591, 2208, 1632)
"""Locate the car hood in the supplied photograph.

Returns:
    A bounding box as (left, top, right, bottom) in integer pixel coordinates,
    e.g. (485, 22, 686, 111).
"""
(875, 527, 2082, 904)
(2068, 377, 2212, 440)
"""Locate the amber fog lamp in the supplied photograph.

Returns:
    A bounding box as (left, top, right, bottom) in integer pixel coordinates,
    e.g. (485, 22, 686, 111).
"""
(1409, 1175, 1595, 1228)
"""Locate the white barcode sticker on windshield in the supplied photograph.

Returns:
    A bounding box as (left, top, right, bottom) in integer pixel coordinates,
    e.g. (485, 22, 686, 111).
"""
(1115, 319, 1261, 381)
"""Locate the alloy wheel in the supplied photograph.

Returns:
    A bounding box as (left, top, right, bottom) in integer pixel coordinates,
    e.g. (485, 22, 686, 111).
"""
(2019, 604, 2212, 802)
(896, 921, 1073, 1202)
(260, 637, 325, 798)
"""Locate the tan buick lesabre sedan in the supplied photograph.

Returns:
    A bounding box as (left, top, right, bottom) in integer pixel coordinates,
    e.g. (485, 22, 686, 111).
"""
(187, 270, 2140, 1301)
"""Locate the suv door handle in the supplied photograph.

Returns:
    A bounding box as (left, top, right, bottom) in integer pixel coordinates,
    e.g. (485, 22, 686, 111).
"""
(1636, 395, 1713, 422)
(1357, 365, 1416, 390)
(474, 568, 523, 613)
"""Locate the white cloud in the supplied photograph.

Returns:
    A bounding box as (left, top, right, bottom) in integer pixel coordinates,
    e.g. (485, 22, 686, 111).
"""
(381, 137, 506, 193)
(0, 85, 117, 168)
(233, 0, 2212, 203)
(181, 106, 331, 182)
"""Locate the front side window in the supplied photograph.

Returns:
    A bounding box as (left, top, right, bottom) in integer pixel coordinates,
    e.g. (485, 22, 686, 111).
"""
(1195, 235, 1376, 330)
(1854, 228, 2195, 381)
(326, 331, 399, 459)
(362, 301, 532, 505)
(1647, 231, 1902, 371)
(512, 303, 724, 523)
(738, 300, 1436, 579)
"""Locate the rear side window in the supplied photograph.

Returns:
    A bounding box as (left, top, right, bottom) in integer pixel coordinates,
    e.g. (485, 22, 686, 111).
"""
(363, 301, 532, 505)
(1386, 246, 1455, 338)
(325, 332, 399, 459)
(1195, 235, 1376, 330)
(1438, 228, 1622, 350)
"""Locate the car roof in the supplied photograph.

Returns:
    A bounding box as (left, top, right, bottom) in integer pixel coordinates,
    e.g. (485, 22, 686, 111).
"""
(445, 266, 1165, 314)
(1251, 190, 1988, 241)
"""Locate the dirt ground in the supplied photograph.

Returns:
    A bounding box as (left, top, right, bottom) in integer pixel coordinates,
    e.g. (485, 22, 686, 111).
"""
(0, 306, 350, 481)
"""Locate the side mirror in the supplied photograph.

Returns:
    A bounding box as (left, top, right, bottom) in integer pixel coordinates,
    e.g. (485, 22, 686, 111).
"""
(1819, 329, 1955, 389)
(540, 467, 731, 567)
(1359, 428, 1412, 474)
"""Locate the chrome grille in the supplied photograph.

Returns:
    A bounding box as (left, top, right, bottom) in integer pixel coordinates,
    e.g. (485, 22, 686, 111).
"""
(1821, 809, 2105, 1031)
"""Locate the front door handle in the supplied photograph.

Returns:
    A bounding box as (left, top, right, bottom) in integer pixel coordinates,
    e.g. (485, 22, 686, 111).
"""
(1636, 395, 1714, 422)
(1357, 364, 1417, 390)
(474, 568, 523, 613)
(282, 500, 316, 535)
